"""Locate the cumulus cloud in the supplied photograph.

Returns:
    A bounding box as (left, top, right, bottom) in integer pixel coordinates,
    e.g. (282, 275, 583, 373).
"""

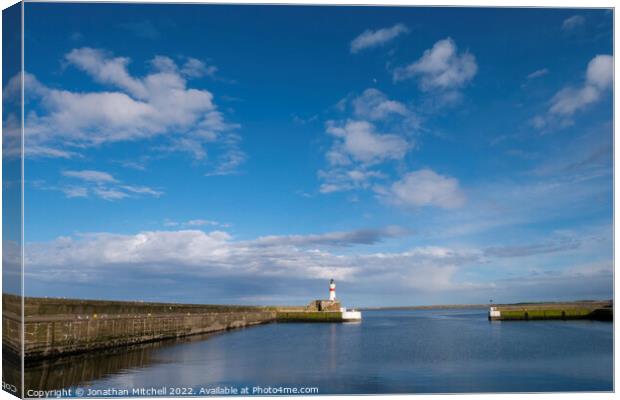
(319, 89, 417, 195)
(149, 55, 218, 79)
(352, 88, 410, 121)
(3, 71, 47, 103)
(393, 38, 477, 91)
(326, 120, 410, 165)
(318, 168, 386, 194)
(65, 48, 149, 98)
(534, 54, 613, 129)
(585, 55, 613, 90)
(550, 55, 612, 116)
(337, 88, 419, 129)
(181, 57, 217, 78)
(350, 23, 409, 53)
(14, 47, 243, 175)
(376, 169, 466, 209)
(562, 15, 585, 31)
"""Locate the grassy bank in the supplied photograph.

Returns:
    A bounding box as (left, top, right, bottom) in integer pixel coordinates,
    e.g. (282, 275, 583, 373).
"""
(276, 311, 343, 322)
(499, 308, 593, 320)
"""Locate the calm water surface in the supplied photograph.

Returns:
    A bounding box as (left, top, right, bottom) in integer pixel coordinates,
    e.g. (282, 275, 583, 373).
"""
(27, 309, 613, 395)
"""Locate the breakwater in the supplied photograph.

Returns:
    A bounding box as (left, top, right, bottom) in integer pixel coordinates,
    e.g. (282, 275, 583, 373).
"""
(488, 301, 613, 321)
(3, 294, 279, 360)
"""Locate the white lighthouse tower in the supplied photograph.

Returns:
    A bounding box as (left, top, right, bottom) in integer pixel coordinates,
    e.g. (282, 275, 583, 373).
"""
(329, 279, 336, 301)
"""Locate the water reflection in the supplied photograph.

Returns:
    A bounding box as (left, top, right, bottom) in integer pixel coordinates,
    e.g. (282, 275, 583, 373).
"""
(21, 331, 224, 392)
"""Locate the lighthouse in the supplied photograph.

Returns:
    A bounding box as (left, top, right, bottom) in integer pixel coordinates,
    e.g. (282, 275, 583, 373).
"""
(303, 279, 361, 321)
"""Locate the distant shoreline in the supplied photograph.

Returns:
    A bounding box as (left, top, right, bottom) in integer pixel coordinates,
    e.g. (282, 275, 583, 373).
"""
(361, 304, 487, 310)
(360, 300, 613, 311)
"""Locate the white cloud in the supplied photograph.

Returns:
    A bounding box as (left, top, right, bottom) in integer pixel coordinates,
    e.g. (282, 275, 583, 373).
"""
(17, 47, 243, 175)
(319, 89, 417, 196)
(585, 54, 613, 90)
(3, 71, 47, 103)
(326, 120, 410, 165)
(120, 185, 163, 197)
(527, 68, 549, 79)
(318, 168, 386, 193)
(352, 88, 410, 121)
(162, 138, 208, 160)
(62, 170, 117, 183)
(150, 55, 218, 79)
(150, 55, 178, 73)
(164, 218, 230, 228)
(350, 23, 409, 54)
(62, 187, 89, 198)
(535, 54, 613, 129)
(186, 219, 220, 226)
(58, 169, 162, 201)
(181, 57, 217, 78)
(205, 147, 246, 176)
(549, 85, 600, 116)
(92, 187, 129, 200)
(318, 183, 342, 194)
(393, 38, 477, 91)
(27, 146, 78, 159)
(376, 169, 466, 209)
(66, 48, 149, 99)
(562, 15, 585, 31)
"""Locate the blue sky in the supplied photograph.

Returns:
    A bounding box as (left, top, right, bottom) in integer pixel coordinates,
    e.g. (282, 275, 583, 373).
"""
(9, 4, 613, 306)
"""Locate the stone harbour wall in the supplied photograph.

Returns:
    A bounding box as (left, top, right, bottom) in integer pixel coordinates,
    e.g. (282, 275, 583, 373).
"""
(3, 294, 277, 360)
(2, 293, 22, 356)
